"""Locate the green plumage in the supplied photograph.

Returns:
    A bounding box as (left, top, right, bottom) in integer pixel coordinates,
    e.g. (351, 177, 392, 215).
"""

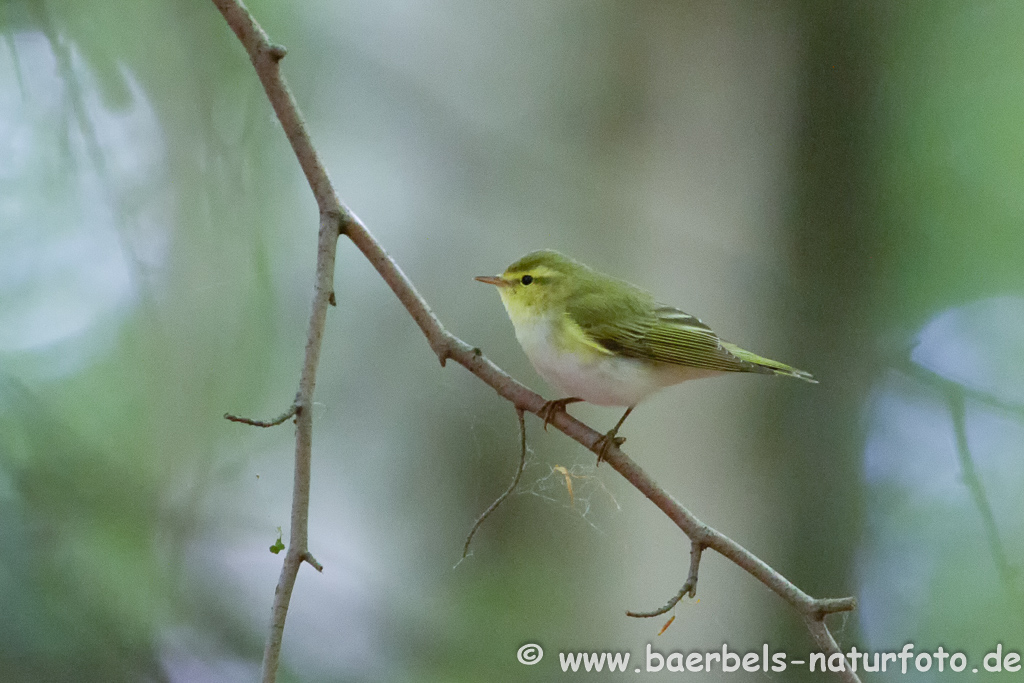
(505, 250, 816, 383)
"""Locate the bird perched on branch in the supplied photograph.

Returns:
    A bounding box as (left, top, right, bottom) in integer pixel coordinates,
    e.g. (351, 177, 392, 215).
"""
(476, 249, 815, 461)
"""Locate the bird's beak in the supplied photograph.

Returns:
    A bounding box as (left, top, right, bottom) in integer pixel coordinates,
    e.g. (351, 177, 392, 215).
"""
(475, 275, 510, 287)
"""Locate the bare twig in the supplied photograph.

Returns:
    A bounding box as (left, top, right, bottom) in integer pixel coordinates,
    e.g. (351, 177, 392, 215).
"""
(210, 2, 341, 682)
(684, 541, 704, 598)
(948, 390, 1021, 596)
(903, 361, 1023, 601)
(461, 408, 527, 559)
(224, 403, 299, 427)
(211, 2, 859, 681)
(627, 541, 704, 617)
(902, 360, 1024, 420)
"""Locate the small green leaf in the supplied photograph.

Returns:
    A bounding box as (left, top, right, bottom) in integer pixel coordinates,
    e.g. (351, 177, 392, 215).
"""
(269, 527, 285, 554)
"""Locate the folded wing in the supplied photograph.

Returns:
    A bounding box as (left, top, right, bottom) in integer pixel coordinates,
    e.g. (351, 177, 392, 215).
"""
(575, 301, 815, 382)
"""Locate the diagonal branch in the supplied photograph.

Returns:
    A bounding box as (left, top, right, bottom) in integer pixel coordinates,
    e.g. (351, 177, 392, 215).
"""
(948, 390, 1022, 598)
(903, 361, 1023, 602)
(210, 2, 860, 682)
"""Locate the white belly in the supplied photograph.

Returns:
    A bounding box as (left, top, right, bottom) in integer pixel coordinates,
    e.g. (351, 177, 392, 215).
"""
(513, 317, 718, 406)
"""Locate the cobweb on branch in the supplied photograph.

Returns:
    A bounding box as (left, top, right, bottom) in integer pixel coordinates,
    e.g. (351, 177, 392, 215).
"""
(468, 414, 622, 532)
(516, 453, 622, 532)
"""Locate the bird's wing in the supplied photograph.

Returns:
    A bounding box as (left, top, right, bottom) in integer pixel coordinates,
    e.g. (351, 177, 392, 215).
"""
(565, 275, 817, 380)
(719, 341, 817, 382)
(572, 298, 763, 373)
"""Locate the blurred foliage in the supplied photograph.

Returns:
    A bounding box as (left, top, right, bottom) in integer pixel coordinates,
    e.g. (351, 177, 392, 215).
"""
(785, 2, 1024, 680)
(0, 0, 1022, 681)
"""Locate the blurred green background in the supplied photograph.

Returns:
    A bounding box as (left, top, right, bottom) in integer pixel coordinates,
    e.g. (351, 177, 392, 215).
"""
(1, 0, 1022, 681)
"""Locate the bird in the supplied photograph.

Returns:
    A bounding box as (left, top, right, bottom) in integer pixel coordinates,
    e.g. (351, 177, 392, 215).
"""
(475, 249, 815, 461)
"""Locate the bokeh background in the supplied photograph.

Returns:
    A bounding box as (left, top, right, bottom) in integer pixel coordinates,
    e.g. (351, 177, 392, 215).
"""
(2, 1, 1023, 681)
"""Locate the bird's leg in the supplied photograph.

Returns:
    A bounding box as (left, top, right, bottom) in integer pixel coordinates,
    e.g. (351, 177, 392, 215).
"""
(594, 405, 635, 465)
(537, 397, 584, 431)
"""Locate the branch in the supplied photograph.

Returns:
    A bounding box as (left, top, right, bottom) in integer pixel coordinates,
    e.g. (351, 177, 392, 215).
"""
(902, 361, 1023, 601)
(211, 2, 859, 681)
(224, 403, 298, 427)
(210, 2, 339, 682)
(626, 541, 704, 618)
(948, 390, 1022, 597)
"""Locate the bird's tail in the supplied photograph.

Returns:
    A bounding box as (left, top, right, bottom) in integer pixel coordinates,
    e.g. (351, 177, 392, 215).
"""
(721, 342, 818, 383)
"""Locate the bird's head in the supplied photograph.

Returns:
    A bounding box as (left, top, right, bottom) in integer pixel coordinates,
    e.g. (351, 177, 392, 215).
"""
(475, 249, 583, 321)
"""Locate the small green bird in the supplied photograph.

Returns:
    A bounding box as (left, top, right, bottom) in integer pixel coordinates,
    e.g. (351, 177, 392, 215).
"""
(476, 249, 815, 460)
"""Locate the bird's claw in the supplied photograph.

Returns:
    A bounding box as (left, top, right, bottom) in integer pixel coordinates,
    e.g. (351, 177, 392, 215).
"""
(537, 397, 583, 431)
(593, 431, 626, 465)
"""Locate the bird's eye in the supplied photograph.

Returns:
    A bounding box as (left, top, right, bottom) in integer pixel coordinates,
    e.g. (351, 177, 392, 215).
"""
(521, 275, 534, 285)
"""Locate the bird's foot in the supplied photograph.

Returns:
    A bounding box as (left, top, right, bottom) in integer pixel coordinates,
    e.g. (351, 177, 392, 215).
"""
(537, 397, 584, 431)
(592, 429, 626, 465)
(592, 405, 635, 465)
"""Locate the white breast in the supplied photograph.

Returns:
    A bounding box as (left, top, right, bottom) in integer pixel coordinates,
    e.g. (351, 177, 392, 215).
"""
(511, 316, 718, 407)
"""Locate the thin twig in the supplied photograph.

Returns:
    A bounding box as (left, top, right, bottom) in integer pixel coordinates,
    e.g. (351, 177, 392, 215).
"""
(224, 403, 299, 427)
(683, 541, 704, 598)
(627, 541, 703, 617)
(462, 408, 527, 559)
(901, 361, 1023, 604)
(211, 2, 859, 681)
(948, 390, 1021, 596)
(210, 2, 340, 682)
(301, 551, 324, 572)
(902, 360, 1024, 420)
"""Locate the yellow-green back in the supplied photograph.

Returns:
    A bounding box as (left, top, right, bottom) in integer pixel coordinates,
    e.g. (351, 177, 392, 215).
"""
(493, 249, 815, 382)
